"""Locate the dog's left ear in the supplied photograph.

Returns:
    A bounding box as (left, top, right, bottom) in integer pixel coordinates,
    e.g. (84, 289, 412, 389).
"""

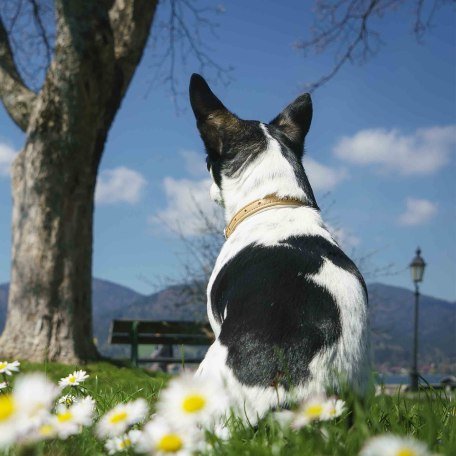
(189, 73, 239, 156)
(270, 93, 312, 154)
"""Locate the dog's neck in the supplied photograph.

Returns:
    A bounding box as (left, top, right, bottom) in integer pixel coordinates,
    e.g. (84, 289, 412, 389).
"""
(220, 125, 315, 223)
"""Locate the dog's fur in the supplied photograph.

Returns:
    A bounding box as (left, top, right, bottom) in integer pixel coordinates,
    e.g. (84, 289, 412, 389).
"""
(189, 74, 369, 421)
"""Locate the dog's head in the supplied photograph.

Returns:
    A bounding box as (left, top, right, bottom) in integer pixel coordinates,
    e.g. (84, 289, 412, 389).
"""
(189, 74, 316, 208)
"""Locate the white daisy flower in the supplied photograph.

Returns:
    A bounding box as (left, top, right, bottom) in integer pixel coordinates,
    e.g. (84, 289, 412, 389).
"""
(58, 394, 78, 407)
(321, 397, 346, 420)
(105, 429, 142, 455)
(156, 373, 230, 429)
(0, 373, 59, 447)
(360, 434, 432, 456)
(17, 415, 57, 444)
(14, 373, 60, 430)
(0, 360, 20, 376)
(59, 370, 89, 387)
(97, 398, 148, 438)
(291, 395, 329, 429)
(0, 382, 7, 390)
(0, 393, 18, 447)
(52, 395, 95, 439)
(137, 416, 197, 455)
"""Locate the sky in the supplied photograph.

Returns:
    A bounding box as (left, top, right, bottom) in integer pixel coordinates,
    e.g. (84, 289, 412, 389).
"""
(0, 1, 455, 301)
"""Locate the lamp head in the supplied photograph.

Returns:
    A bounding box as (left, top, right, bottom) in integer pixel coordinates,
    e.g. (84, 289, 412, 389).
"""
(410, 247, 426, 283)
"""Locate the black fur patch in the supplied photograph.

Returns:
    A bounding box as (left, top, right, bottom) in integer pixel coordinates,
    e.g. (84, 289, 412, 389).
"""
(208, 120, 267, 187)
(210, 235, 367, 389)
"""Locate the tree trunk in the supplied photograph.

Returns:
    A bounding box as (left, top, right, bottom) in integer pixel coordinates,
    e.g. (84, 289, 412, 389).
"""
(0, 140, 99, 362)
(0, 0, 157, 363)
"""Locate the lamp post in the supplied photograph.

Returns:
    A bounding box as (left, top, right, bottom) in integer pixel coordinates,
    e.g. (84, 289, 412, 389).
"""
(409, 247, 426, 392)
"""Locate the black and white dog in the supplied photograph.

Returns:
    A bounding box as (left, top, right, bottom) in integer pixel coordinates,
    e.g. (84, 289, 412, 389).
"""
(189, 74, 369, 420)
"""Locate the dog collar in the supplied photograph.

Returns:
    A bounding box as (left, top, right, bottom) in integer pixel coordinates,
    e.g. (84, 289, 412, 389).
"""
(224, 195, 306, 239)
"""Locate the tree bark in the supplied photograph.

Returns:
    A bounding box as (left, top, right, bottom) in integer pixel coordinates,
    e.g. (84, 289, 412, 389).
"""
(0, 0, 157, 363)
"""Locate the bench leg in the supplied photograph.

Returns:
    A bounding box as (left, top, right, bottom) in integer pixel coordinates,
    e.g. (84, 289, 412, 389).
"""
(130, 321, 139, 368)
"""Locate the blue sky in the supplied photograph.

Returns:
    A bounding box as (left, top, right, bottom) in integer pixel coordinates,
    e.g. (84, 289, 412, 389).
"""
(0, 1, 455, 301)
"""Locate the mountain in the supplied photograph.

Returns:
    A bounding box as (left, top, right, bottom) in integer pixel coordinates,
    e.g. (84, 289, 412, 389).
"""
(0, 280, 454, 372)
(368, 283, 455, 373)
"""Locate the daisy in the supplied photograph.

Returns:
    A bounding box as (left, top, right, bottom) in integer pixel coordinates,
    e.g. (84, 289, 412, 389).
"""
(105, 429, 142, 455)
(17, 415, 57, 444)
(1, 373, 60, 447)
(0, 393, 18, 447)
(58, 394, 78, 407)
(291, 395, 329, 429)
(321, 397, 346, 420)
(14, 373, 60, 431)
(52, 395, 95, 439)
(360, 434, 431, 456)
(97, 398, 148, 437)
(59, 370, 89, 387)
(156, 373, 230, 429)
(0, 360, 20, 376)
(137, 416, 197, 455)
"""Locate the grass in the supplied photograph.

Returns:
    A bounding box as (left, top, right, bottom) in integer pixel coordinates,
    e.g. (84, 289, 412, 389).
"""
(2, 361, 455, 455)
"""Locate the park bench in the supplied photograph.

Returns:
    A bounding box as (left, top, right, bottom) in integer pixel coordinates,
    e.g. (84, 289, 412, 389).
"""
(109, 319, 214, 368)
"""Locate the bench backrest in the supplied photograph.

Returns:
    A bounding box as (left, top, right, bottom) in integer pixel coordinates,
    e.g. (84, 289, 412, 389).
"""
(110, 320, 214, 345)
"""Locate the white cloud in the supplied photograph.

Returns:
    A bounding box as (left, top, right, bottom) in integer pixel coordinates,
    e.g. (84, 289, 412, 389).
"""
(0, 142, 17, 176)
(150, 177, 223, 236)
(179, 150, 207, 177)
(95, 166, 147, 204)
(303, 157, 347, 191)
(333, 125, 456, 175)
(398, 198, 438, 226)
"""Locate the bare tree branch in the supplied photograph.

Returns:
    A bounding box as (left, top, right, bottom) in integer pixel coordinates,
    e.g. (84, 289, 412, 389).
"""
(297, 0, 454, 91)
(0, 15, 37, 131)
(148, 0, 232, 111)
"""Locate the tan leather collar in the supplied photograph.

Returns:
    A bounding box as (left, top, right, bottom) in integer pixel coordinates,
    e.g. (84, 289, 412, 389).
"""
(224, 194, 305, 239)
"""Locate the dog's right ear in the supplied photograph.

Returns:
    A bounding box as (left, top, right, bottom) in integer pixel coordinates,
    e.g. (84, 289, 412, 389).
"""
(189, 73, 238, 155)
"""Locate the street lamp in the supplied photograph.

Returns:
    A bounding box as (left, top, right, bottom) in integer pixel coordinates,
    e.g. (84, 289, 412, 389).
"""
(409, 247, 426, 391)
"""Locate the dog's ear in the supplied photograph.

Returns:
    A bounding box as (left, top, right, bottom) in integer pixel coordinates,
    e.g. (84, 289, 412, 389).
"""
(270, 93, 312, 153)
(189, 73, 239, 155)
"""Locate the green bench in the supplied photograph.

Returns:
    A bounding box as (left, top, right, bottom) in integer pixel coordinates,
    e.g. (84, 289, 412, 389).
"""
(109, 319, 214, 367)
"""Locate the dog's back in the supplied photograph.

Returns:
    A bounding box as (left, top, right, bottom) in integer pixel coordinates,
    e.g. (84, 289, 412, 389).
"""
(211, 233, 367, 389)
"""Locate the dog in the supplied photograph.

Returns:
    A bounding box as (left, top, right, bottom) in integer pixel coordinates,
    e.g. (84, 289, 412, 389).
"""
(189, 74, 369, 421)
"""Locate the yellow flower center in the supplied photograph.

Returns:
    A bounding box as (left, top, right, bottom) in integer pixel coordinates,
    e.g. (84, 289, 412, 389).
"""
(39, 424, 54, 436)
(109, 410, 128, 424)
(157, 434, 183, 452)
(396, 448, 416, 456)
(68, 375, 77, 384)
(57, 410, 73, 423)
(0, 394, 15, 422)
(305, 404, 324, 418)
(182, 394, 206, 413)
(119, 437, 132, 449)
(0, 362, 7, 370)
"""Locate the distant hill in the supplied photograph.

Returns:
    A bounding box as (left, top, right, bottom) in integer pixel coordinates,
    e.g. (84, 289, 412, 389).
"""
(368, 283, 455, 373)
(0, 280, 454, 372)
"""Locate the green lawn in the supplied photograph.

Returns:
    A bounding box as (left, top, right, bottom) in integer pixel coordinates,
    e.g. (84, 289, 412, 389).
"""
(2, 362, 455, 455)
